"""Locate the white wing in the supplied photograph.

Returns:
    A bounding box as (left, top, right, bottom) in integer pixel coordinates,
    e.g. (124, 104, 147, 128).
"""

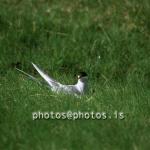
(32, 63, 61, 88)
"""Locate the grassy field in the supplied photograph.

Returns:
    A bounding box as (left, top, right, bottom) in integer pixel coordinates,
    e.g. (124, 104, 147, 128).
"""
(0, 0, 150, 149)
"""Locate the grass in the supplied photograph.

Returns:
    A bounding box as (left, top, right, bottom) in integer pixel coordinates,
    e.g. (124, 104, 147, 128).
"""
(0, 0, 150, 149)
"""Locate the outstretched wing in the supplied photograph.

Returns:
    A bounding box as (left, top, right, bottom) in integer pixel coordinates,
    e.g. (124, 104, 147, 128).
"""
(32, 63, 61, 87)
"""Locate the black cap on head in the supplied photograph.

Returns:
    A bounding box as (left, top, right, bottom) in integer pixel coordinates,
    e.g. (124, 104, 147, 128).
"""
(78, 71, 88, 79)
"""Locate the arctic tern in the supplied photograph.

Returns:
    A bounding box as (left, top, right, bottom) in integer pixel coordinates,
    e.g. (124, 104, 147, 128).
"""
(17, 63, 88, 96)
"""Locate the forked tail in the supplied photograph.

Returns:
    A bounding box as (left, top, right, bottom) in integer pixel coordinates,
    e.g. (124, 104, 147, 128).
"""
(16, 68, 43, 86)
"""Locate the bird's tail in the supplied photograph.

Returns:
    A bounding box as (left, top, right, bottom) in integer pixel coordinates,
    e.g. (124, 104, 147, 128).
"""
(16, 68, 43, 86)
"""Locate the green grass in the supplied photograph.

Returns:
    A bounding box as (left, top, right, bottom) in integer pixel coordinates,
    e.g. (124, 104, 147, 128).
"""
(0, 0, 150, 149)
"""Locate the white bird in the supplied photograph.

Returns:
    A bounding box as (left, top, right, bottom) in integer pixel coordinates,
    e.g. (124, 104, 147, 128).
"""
(17, 63, 88, 96)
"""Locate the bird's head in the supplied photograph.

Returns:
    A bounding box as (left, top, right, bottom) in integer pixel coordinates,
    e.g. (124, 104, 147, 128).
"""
(77, 72, 88, 82)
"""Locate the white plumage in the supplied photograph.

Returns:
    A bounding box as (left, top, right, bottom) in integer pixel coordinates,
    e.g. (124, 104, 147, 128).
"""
(17, 63, 88, 96)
